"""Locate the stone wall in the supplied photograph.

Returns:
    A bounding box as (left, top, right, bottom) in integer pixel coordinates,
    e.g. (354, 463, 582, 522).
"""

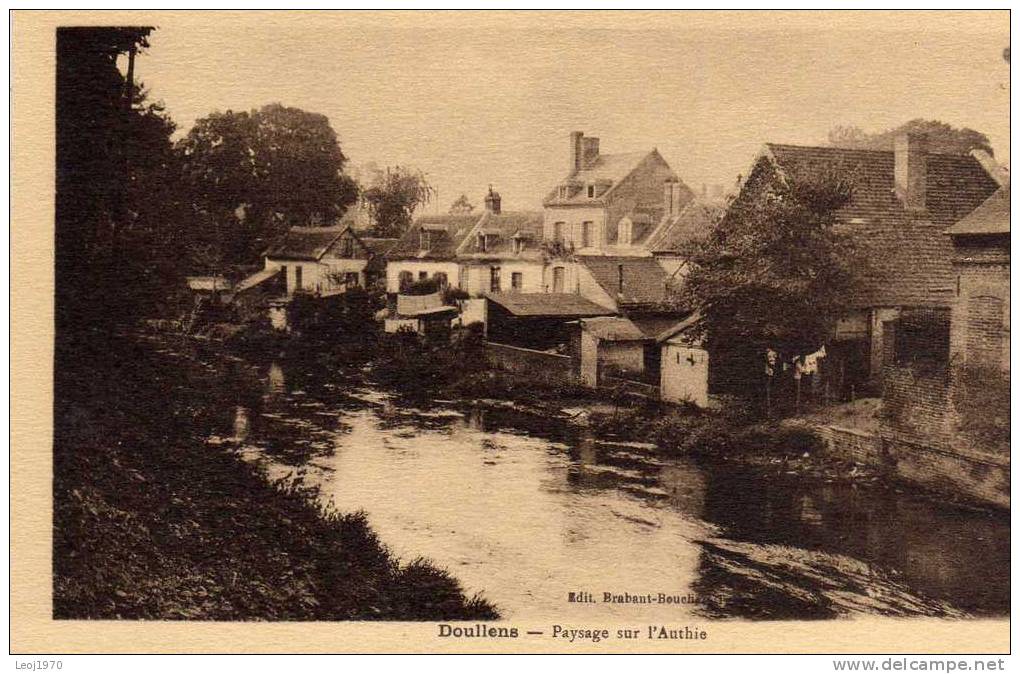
(484, 341, 577, 384)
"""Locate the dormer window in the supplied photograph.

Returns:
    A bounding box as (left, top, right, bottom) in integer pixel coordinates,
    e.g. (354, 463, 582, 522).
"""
(512, 237, 526, 254)
(559, 185, 569, 199)
(419, 229, 431, 251)
(478, 233, 488, 252)
(587, 184, 595, 199)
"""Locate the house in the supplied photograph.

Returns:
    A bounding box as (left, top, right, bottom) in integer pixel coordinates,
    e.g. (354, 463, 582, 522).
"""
(542, 131, 694, 256)
(725, 134, 1000, 394)
(575, 316, 651, 388)
(454, 189, 547, 295)
(264, 225, 396, 296)
(384, 213, 480, 294)
(875, 182, 1009, 508)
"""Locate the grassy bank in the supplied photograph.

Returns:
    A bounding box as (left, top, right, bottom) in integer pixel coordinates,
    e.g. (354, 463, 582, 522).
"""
(53, 331, 497, 620)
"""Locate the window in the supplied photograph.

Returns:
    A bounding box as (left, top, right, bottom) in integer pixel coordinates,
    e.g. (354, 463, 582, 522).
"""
(618, 219, 632, 246)
(553, 222, 565, 243)
(512, 237, 524, 254)
(587, 184, 595, 198)
(511, 272, 523, 291)
(344, 272, 359, 287)
(552, 266, 565, 293)
(398, 271, 413, 291)
(419, 271, 429, 281)
(435, 272, 449, 288)
(295, 266, 303, 291)
(339, 236, 354, 257)
(419, 229, 431, 251)
(478, 233, 489, 252)
(581, 221, 592, 248)
(490, 266, 501, 293)
(617, 264, 624, 294)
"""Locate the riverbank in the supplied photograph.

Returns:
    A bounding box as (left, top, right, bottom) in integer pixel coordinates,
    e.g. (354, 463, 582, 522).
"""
(53, 331, 498, 620)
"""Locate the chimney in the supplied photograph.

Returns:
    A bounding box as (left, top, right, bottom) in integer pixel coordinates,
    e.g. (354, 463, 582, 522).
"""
(895, 132, 928, 210)
(664, 179, 686, 217)
(581, 136, 600, 168)
(570, 131, 584, 173)
(484, 185, 501, 214)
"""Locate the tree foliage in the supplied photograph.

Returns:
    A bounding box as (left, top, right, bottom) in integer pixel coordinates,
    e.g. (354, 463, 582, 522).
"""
(828, 119, 994, 156)
(56, 26, 190, 329)
(177, 104, 358, 266)
(448, 193, 475, 215)
(677, 159, 866, 356)
(362, 166, 435, 237)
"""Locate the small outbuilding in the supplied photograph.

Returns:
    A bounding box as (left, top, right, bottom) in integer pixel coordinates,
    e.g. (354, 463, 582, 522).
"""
(657, 313, 709, 408)
(576, 316, 651, 388)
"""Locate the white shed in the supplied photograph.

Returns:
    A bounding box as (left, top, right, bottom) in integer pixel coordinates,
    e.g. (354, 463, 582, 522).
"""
(658, 313, 709, 408)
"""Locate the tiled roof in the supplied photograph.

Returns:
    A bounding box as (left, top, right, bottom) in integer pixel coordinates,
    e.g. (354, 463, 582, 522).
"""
(947, 187, 1010, 235)
(761, 144, 1000, 307)
(544, 151, 653, 206)
(579, 316, 650, 341)
(485, 293, 614, 318)
(458, 210, 545, 258)
(387, 213, 482, 260)
(360, 237, 399, 255)
(579, 255, 672, 307)
(645, 200, 725, 252)
(266, 226, 346, 260)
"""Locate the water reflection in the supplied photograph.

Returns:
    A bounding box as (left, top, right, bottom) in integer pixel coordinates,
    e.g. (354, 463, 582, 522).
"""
(197, 353, 1008, 620)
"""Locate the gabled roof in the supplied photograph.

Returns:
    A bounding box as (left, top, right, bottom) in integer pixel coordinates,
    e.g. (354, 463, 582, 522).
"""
(645, 200, 726, 253)
(266, 226, 347, 261)
(387, 213, 481, 260)
(485, 293, 614, 318)
(579, 316, 650, 341)
(544, 150, 666, 206)
(578, 256, 672, 307)
(763, 144, 998, 228)
(457, 210, 545, 258)
(947, 187, 1010, 236)
(751, 143, 1000, 307)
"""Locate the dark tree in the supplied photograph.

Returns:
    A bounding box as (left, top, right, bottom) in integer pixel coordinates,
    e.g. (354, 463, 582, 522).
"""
(676, 160, 866, 358)
(56, 26, 186, 330)
(177, 104, 358, 266)
(828, 119, 994, 156)
(362, 166, 434, 237)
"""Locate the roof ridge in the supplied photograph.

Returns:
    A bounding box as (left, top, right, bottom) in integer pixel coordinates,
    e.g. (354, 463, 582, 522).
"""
(767, 142, 985, 159)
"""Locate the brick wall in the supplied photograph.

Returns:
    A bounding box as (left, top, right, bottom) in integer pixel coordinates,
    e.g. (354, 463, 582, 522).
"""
(880, 364, 1009, 508)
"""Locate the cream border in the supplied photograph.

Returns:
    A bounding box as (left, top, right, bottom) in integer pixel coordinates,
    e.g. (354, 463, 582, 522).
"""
(10, 10, 1010, 654)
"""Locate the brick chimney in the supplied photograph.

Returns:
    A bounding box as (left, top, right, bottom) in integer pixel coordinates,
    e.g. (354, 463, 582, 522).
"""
(895, 132, 928, 211)
(484, 185, 501, 214)
(581, 136, 600, 168)
(570, 131, 584, 173)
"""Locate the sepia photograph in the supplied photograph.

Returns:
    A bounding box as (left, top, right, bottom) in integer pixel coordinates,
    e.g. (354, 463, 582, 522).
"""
(9, 8, 1011, 657)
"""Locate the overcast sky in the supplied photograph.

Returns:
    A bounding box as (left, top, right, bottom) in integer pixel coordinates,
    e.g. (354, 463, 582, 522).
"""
(132, 11, 1010, 212)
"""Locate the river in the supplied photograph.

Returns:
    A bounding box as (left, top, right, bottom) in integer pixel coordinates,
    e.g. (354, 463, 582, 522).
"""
(172, 341, 1008, 621)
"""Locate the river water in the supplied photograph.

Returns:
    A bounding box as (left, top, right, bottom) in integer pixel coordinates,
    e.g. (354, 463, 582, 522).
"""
(178, 343, 1008, 621)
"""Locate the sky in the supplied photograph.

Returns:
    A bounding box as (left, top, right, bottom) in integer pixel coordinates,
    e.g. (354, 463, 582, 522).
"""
(130, 11, 1010, 213)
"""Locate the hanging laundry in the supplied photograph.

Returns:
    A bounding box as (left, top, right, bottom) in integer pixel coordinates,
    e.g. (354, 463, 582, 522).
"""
(802, 345, 827, 374)
(765, 348, 778, 377)
(792, 355, 805, 380)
